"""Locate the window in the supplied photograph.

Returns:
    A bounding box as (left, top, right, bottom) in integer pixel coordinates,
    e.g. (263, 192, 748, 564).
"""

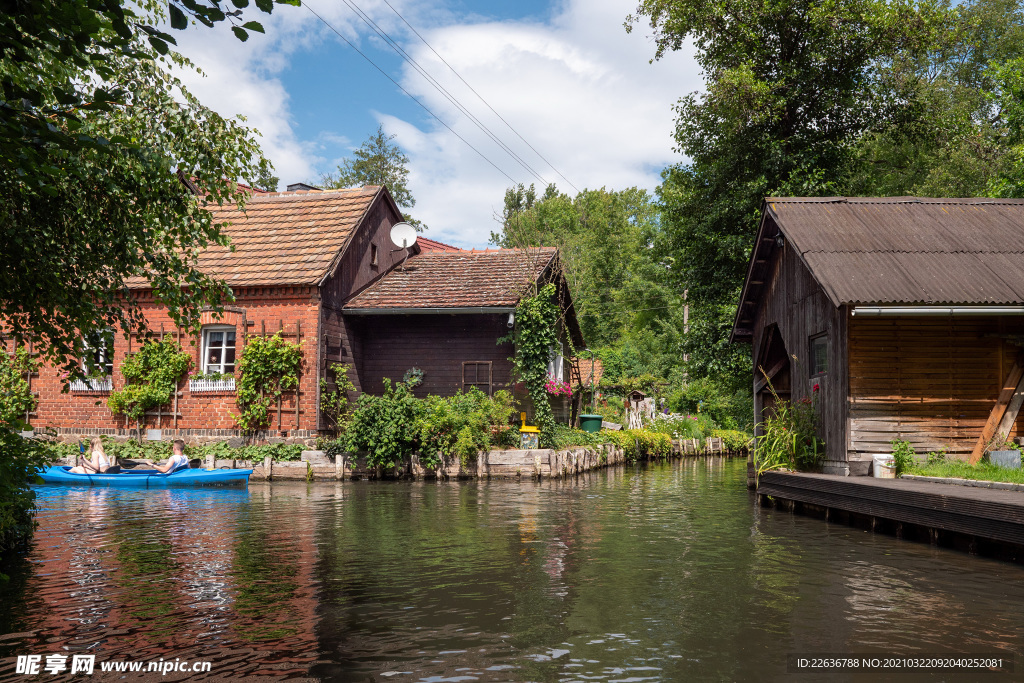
(547, 344, 564, 380)
(463, 361, 492, 395)
(82, 330, 113, 376)
(810, 334, 828, 377)
(202, 326, 236, 374)
(371, 244, 379, 267)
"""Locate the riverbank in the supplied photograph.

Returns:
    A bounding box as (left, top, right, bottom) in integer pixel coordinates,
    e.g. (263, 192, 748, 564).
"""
(757, 470, 1024, 563)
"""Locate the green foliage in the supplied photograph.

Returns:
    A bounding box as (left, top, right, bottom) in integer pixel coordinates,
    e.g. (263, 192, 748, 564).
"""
(1, 0, 287, 375)
(754, 383, 825, 477)
(417, 389, 515, 469)
(668, 377, 752, 431)
(235, 334, 303, 432)
(0, 350, 50, 569)
(550, 425, 606, 450)
(890, 439, 917, 476)
(647, 413, 707, 440)
(508, 283, 560, 447)
(319, 126, 424, 229)
(108, 338, 191, 424)
(492, 184, 672, 350)
(344, 379, 422, 469)
(908, 460, 1024, 485)
(602, 429, 675, 464)
(319, 363, 356, 437)
(710, 429, 754, 453)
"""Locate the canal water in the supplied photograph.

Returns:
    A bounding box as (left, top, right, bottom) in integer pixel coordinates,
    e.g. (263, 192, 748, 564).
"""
(2, 458, 1023, 681)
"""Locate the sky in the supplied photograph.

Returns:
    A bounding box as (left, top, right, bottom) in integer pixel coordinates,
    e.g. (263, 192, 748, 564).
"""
(172, 0, 702, 248)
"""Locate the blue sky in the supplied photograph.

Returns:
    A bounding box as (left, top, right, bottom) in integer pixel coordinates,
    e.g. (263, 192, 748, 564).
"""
(174, 0, 701, 247)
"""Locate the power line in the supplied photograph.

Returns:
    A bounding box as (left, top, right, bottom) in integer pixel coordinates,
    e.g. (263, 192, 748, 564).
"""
(382, 0, 581, 194)
(339, 0, 552, 188)
(302, 1, 518, 185)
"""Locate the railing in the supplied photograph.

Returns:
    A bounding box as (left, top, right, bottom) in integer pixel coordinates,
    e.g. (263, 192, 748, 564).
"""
(69, 377, 112, 392)
(189, 378, 236, 393)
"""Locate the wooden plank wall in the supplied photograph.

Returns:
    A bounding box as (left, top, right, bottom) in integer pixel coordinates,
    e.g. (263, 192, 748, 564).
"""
(752, 226, 849, 473)
(848, 317, 1024, 459)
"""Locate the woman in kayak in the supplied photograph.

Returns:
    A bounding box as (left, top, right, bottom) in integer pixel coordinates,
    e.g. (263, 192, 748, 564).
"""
(70, 436, 117, 474)
(154, 439, 190, 474)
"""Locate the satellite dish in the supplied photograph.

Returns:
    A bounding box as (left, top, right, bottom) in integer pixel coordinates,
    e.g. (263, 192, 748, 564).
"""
(390, 222, 418, 249)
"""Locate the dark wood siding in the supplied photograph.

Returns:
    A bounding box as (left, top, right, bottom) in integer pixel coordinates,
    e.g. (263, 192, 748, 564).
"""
(347, 313, 514, 398)
(848, 316, 1024, 459)
(751, 224, 849, 473)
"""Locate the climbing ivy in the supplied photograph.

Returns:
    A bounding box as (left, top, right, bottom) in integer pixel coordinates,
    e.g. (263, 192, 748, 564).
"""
(108, 337, 192, 434)
(508, 282, 560, 447)
(235, 333, 304, 433)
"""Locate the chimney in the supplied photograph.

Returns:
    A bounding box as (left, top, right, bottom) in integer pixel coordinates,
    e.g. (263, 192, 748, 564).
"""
(286, 182, 321, 192)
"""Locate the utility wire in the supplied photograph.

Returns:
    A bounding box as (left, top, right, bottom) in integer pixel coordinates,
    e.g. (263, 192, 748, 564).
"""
(339, 0, 551, 188)
(303, 2, 518, 185)
(382, 0, 581, 194)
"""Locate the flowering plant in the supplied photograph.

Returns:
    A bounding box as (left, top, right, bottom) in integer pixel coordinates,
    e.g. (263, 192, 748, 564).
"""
(545, 377, 572, 397)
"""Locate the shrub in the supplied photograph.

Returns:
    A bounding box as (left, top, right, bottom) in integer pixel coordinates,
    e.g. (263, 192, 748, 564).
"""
(344, 379, 422, 469)
(550, 424, 604, 449)
(710, 429, 753, 452)
(890, 439, 916, 476)
(755, 383, 825, 477)
(647, 413, 706, 440)
(417, 389, 515, 469)
(602, 428, 674, 463)
(0, 349, 51, 570)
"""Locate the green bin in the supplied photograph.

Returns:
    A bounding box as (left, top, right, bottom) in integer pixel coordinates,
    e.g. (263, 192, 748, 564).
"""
(579, 414, 603, 433)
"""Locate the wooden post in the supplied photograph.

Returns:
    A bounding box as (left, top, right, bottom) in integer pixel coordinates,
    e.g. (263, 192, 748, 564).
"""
(295, 321, 301, 430)
(994, 371, 1024, 446)
(970, 353, 1024, 463)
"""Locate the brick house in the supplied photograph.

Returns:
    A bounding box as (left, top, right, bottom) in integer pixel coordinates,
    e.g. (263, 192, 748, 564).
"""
(12, 185, 582, 443)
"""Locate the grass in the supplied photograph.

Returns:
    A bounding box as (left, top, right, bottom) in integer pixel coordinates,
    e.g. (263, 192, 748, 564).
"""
(907, 460, 1024, 485)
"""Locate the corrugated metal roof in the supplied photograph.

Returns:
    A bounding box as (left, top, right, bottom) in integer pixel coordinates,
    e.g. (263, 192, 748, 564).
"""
(768, 197, 1024, 304)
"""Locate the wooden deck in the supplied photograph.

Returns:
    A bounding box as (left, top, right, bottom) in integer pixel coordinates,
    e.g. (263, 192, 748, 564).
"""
(758, 471, 1024, 553)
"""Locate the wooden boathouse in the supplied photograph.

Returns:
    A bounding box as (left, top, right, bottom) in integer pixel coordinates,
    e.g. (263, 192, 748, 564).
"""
(732, 197, 1024, 474)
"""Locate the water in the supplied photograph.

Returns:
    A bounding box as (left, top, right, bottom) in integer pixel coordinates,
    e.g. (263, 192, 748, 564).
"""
(2, 459, 1023, 681)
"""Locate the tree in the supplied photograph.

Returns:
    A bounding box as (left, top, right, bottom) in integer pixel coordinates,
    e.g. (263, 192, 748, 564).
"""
(1, 1, 291, 374)
(493, 183, 673, 350)
(320, 126, 425, 229)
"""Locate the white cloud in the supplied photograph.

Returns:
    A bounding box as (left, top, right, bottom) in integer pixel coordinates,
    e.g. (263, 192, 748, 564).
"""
(384, 0, 701, 247)
(166, 0, 701, 244)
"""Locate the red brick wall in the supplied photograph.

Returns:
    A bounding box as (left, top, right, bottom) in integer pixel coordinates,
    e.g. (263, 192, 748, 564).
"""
(10, 288, 322, 441)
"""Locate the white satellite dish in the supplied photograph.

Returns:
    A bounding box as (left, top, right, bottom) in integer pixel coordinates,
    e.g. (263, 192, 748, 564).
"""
(390, 222, 418, 249)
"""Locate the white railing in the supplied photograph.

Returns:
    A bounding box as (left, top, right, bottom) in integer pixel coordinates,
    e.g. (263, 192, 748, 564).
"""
(189, 377, 236, 393)
(70, 377, 112, 392)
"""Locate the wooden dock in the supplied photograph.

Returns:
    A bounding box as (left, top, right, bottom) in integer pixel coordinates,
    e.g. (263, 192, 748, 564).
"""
(757, 471, 1024, 561)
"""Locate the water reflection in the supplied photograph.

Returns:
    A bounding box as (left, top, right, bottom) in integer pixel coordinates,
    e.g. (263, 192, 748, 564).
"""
(1, 461, 1022, 681)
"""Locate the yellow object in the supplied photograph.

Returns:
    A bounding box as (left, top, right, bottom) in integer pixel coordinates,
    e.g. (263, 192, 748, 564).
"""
(519, 412, 540, 433)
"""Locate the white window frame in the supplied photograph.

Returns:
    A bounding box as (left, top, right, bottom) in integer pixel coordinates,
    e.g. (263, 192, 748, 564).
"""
(201, 325, 237, 375)
(547, 343, 564, 381)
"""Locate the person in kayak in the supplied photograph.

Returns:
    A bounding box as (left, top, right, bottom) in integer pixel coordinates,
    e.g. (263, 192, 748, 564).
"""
(154, 439, 190, 474)
(69, 436, 118, 474)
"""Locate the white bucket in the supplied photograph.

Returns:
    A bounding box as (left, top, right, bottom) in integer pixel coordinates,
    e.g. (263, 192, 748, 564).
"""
(872, 454, 895, 478)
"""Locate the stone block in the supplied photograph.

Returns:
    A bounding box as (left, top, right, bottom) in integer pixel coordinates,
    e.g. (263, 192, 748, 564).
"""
(227, 437, 245, 448)
(990, 450, 1021, 469)
(301, 450, 331, 465)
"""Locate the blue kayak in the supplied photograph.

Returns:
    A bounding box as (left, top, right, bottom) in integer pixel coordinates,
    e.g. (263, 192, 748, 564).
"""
(37, 465, 252, 487)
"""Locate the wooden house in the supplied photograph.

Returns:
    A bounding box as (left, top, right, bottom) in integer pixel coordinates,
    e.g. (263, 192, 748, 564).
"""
(732, 197, 1024, 474)
(9, 185, 582, 444)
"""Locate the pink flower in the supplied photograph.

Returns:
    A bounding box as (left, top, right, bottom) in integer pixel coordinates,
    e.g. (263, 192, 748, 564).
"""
(813, 383, 820, 393)
(60, 372, 69, 380)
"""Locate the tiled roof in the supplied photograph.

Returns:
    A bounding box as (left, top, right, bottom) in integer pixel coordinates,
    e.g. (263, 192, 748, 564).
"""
(765, 197, 1024, 305)
(128, 186, 381, 288)
(416, 236, 463, 253)
(344, 248, 558, 310)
